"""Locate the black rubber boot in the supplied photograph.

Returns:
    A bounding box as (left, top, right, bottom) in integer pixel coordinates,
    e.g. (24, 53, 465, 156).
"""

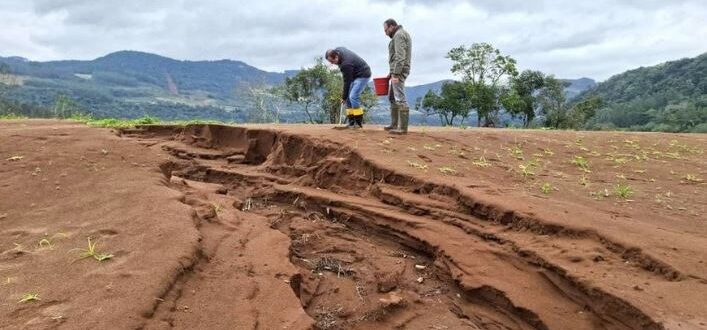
(354, 115, 363, 128)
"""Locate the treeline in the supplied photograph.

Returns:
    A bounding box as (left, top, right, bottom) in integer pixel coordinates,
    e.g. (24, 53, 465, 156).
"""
(0, 92, 245, 122)
(414, 43, 601, 129)
(415, 44, 705, 132)
(580, 53, 707, 133)
(2, 49, 705, 132)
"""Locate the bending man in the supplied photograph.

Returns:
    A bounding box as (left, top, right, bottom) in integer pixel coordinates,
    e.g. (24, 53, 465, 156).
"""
(325, 47, 371, 128)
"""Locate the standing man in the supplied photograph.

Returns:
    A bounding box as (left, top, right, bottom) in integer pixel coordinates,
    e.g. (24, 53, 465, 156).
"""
(383, 18, 412, 134)
(325, 47, 371, 128)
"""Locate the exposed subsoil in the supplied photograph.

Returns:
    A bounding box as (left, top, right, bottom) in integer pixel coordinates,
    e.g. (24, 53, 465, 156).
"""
(1, 120, 706, 329)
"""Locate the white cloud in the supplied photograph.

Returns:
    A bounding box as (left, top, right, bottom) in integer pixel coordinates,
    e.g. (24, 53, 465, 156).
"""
(0, 0, 705, 84)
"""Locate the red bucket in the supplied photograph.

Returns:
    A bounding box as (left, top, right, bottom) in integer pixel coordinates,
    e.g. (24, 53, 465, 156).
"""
(373, 77, 390, 96)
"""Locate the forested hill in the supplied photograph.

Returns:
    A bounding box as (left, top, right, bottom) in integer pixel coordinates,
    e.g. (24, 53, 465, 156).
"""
(0, 51, 285, 96)
(577, 52, 707, 132)
(0, 51, 298, 121)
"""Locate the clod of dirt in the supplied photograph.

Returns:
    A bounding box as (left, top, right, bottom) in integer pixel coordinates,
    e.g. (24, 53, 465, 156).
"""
(378, 291, 405, 307)
(232, 198, 244, 210)
(376, 273, 400, 293)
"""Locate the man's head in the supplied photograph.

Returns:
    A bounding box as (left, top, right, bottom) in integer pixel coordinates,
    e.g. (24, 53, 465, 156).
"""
(383, 18, 398, 37)
(325, 49, 340, 65)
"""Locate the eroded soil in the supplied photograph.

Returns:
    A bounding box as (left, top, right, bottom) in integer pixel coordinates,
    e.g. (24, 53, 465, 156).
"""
(1, 120, 706, 329)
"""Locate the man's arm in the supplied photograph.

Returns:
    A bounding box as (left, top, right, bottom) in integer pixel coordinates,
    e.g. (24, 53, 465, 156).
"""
(340, 65, 354, 102)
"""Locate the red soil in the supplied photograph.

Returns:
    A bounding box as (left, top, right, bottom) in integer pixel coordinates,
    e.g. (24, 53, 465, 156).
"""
(1, 120, 705, 329)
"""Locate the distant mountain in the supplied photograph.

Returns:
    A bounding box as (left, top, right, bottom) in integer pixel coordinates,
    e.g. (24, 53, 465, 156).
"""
(4, 50, 702, 131)
(404, 80, 451, 104)
(0, 51, 296, 121)
(575, 52, 706, 132)
(563, 77, 597, 99)
(2, 50, 286, 96)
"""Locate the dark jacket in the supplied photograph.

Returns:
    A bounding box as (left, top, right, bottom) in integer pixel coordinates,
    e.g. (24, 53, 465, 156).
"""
(388, 26, 411, 79)
(334, 47, 371, 101)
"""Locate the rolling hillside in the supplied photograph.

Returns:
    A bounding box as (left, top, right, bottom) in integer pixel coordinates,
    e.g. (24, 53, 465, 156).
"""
(2, 51, 598, 124)
(576, 52, 706, 132)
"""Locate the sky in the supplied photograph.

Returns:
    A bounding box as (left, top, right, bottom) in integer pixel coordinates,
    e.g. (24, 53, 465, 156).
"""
(1, 0, 706, 85)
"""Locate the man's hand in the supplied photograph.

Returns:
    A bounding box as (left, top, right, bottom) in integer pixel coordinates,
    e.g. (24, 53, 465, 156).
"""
(340, 98, 346, 104)
(391, 75, 400, 84)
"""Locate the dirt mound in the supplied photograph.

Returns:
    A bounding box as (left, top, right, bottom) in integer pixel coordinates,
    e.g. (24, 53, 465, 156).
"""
(1, 121, 705, 329)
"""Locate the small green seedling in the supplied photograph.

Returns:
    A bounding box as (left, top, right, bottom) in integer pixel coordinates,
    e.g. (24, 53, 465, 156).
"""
(543, 148, 554, 156)
(508, 145, 524, 160)
(438, 167, 457, 175)
(6, 156, 24, 162)
(571, 156, 591, 172)
(590, 188, 611, 200)
(75, 237, 113, 262)
(472, 156, 491, 168)
(518, 163, 535, 177)
(683, 174, 703, 183)
(19, 293, 40, 303)
(663, 152, 681, 160)
(423, 144, 440, 151)
(613, 157, 629, 165)
(407, 161, 428, 170)
(614, 184, 634, 199)
(38, 238, 54, 250)
(540, 183, 553, 195)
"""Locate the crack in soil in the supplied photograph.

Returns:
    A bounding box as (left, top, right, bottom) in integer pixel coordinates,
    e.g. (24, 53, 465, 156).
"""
(120, 124, 690, 329)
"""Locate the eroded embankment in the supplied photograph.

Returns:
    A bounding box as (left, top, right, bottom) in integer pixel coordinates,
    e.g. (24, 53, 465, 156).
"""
(120, 124, 695, 329)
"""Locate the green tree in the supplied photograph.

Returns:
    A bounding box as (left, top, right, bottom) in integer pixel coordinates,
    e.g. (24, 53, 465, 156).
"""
(0, 63, 10, 75)
(537, 76, 570, 128)
(52, 94, 83, 118)
(421, 81, 473, 126)
(568, 96, 602, 129)
(447, 43, 518, 126)
(502, 70, 546, 127)
(282, 58, 331, 124)
(247, 85, 286, 123)
(360, 87, 379, 124)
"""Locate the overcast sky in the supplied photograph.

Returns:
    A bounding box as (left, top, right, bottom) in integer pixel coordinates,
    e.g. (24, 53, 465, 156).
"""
(1, 0, 705, 85)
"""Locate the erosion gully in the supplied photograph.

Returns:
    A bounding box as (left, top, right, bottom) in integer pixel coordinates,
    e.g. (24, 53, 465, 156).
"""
(120, 124, 673, 330)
